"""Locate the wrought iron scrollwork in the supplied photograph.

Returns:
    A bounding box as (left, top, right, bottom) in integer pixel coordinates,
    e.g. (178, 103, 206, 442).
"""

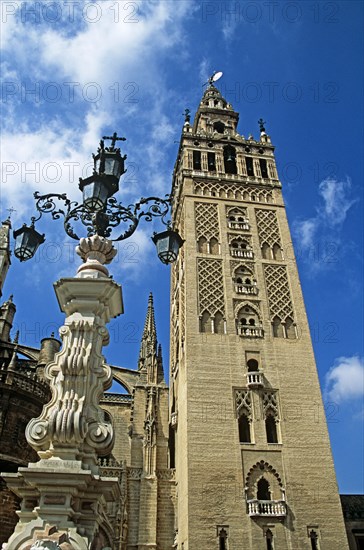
(33, 191, 171, 242)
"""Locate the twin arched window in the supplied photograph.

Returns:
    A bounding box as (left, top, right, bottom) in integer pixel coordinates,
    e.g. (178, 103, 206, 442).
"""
(200, 310, 225, 334)
(224, 145, 237, 174)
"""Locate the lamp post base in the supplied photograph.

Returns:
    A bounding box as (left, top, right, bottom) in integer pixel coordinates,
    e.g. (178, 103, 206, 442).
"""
(2, 458, 121, 549)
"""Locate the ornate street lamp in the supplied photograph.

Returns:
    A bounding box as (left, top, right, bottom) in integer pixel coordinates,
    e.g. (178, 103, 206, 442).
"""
(152, 223, 184, 264)
(13, 132, 183, 264)
(13, 219, 45, 262)
(3, 132, 183, 550)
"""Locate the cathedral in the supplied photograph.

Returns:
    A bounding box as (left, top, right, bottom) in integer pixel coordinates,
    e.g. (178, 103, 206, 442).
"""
(0, 83, 363, 549)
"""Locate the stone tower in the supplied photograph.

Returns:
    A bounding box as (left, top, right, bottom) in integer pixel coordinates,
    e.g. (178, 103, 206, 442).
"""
(168, 84, 348, 549)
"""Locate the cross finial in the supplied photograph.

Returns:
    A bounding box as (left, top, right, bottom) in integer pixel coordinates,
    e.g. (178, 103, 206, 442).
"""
(102, 131, 126, 149)
(6, 207, 16, 219)
(258, 118, 266, 133)
(183, 109, 191, 123)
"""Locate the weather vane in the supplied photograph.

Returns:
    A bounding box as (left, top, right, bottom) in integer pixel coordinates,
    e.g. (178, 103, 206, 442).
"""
(6, 207, 16, 219)
(258, 118, 266, 133)
(203, 70, 223, 87)
(183, 109, 191, 123)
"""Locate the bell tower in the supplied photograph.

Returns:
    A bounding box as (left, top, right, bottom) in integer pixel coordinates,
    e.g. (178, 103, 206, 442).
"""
(169, 83, 348, 549)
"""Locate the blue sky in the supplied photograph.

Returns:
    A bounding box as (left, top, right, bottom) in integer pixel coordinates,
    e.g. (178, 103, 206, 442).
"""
(0, 0, 363, 493)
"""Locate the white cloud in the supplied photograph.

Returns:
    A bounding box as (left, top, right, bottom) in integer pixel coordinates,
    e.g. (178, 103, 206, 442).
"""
(0, 1, 195, 222)
(318, 177, 357, 227)
(325, 356, 364, 404)
(293, 177, 357, 252)
(294, 218, 318, 249)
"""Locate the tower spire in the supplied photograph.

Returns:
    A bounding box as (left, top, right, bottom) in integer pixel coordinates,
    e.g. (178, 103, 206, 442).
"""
(138, 292, 157, 371)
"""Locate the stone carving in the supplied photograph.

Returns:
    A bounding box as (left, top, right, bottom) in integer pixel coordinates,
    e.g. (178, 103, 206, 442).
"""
(262, 391, 279, 417)
(194, 181, 274, 204)
(25, 236, 123, 467)
(76, 234, 117, 278)
(194, 202, 220, 240)
(235, 390, 252, 419)
(30, 541, 61, 549)
(197, 259, 225, 317)
(264, 265, 294, 322)
(255, 209, 282, 247)
(26, 318, 114, 460)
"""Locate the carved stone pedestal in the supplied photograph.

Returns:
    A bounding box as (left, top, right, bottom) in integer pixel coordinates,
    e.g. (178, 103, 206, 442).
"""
(2, 237, 123, 550)
(3, 459, 121, 549)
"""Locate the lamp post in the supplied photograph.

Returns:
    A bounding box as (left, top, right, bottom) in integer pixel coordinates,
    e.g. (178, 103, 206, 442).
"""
(2, 134, 183, 550)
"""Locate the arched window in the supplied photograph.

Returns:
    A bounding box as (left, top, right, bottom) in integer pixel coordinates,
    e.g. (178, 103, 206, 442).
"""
(230, 239, 251, 258)
(238, 413, 251, 443)
(219, 528, 228, 550)
(210, 237, 219, 254)
(197, 236, 208, 253)
(200, 311, 211, 333)
(285, 317, 296, 339)
(309, 530, 319, 550)
(214, 121, 225, 134)
(245, 157, 254, 176)
(272, 243, 282, 260)
(214, 312, 224, 334)
(237, 305, 262, 337)
(266, 414, 278, 443)
(207, 152, 216, 172)
(266, 529, 274, 550)
(247, 359, 259, 372)
(272, 316, 284, 338)
(193, 150, 201, 170)
(262, 242, 271, 259)
(223, 145, 237, 174)
(169, 424, 175, 468)
(257, 477, 271, 500)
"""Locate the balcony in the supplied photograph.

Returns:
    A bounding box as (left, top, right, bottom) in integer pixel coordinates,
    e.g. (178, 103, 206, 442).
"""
(235, 284, 258, 296)
(246, 371, 264, 388)
(230, 249, 254, 259)
(171, 412, 178, 429)
(237, 326, 264, 338)
(247, 499, 286, 517)
(228, 221, 250, 231)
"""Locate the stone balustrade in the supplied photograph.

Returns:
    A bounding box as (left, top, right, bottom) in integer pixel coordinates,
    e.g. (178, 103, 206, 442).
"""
(228, 221, 250, 231)
(101, 393, 132, 404)
(0, 363, 50, 401)
(247, 499, 286, 517)
(235, 284, 258, 295)
(171, 412, 178, 428)
(230, 249, 254, 259)
(246, 371, 264, 388)
(237, 326, 264, 338)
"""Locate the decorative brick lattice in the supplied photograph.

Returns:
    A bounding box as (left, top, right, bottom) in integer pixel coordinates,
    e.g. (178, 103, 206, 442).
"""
(180, 246, 186, 343)
(255, 209, 281, 247)
(235, 389, 252, 419)
(262, 391, 279, 417)
(194, 181, 274, 204)
(227, 234, 252, 246)
(197, 259, 225, 316)
(230, 260, 255, 275)
(195, 202, 219, 240)
(264, 265, 294, 321)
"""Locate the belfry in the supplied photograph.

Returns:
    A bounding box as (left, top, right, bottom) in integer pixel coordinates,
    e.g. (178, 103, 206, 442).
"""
(168, 81, 349, 549)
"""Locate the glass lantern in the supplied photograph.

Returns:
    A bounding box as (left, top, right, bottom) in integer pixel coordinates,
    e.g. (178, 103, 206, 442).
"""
(152, 228, 184, 264)
(13, 223, 45, 262)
